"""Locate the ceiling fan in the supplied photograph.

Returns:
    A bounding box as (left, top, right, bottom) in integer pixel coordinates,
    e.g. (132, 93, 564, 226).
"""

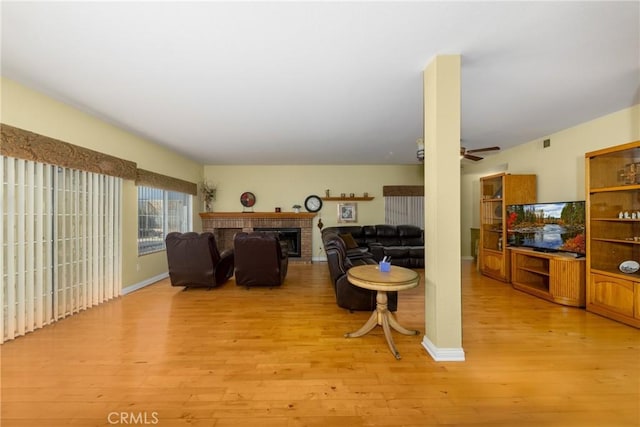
(460, 146, 500, 161)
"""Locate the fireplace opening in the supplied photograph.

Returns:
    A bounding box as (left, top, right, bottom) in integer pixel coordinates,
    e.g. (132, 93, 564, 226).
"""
(254, 227, 302, 258)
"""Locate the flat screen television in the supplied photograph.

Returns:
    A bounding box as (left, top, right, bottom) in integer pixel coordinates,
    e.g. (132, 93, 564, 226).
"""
(506, 201, 586, 256)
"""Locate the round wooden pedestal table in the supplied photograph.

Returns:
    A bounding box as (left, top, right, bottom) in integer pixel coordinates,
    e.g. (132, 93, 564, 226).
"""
(346, 264, 420, 359)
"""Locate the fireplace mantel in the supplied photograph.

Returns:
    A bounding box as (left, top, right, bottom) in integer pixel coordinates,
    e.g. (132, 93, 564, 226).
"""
(199, 212, 316, 220)
(199, 211, 316, 263)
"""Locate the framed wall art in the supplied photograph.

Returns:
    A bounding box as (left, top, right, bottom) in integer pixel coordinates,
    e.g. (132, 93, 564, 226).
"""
(337, 203, 357, 223)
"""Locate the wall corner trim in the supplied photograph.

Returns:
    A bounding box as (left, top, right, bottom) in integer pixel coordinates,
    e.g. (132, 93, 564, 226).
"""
(122, 272, 169, 295)
(422, 336, 466, 362)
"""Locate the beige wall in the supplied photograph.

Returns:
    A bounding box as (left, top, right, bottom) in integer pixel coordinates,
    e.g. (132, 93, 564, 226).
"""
(1, 76, 424, 286)
(460, 104, 640, 258)
(1, 77, 205, 288)
(6, 74, 636, 285)
(203, 164, 424, 259)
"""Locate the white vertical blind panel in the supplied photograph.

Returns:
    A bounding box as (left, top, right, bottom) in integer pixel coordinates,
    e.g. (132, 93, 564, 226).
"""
(6, 158, 17, 341)
(80, 170, 88, 310)
(107, 176, 115, 300)
(0, 156, 4, 342)
(34, 162, 45, 329)
(91, 174, 100, 306)
(44, 164, 54, 324)
(98, 175, 105, 303)
(16, 159, 26, 336)
(25, 161, 35, 333)
(54, 167, 64, 319)
(115, 179, 122, 296)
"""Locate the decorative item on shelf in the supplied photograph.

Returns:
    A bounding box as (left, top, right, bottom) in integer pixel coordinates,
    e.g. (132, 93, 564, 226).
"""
(619, 260, 640, 274)
(275, 207, 281, 213)
(292, 204, 302, 213)
(240, 191, 256, 212)
(624, 163, 638, 185)
(363, 192, 368, 197)
(349, 193, 355, 198)
(416, 138, 424, 161)
(337, 202, 357, 223)
(494, 205, 502, 218)
(325, 189, 330, 197)
(340, 193, 346, 198)
(200, 181, 217, 212)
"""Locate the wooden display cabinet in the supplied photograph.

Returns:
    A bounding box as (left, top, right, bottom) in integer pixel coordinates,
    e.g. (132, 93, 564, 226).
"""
(479, 173, 536, 282)
(509, 247, 585, 307)
(585, 141, 640, 328)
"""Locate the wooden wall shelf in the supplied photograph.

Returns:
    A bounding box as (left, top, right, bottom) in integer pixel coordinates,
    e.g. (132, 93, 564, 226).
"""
(322, 197, 374, 201)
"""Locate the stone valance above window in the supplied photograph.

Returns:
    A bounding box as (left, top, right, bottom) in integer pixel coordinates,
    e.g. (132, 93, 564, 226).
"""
(1, 123, 137, 180)
(136, 168, 197, 195)
(1, 123, 197, 195)
(383, 185, 424, 197)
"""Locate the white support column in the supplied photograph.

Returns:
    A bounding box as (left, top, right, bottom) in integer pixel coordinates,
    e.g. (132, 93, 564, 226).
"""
(422, 55, 465, 361)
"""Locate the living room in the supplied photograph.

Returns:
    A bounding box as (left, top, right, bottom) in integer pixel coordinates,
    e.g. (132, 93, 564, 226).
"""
(2, 1, 640, 425)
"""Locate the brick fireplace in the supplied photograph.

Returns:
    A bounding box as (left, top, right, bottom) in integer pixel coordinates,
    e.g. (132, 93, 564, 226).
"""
(199, 212, 316, 263)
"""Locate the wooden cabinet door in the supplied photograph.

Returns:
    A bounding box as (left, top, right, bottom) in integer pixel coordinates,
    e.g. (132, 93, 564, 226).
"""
(589, 273, 635, 317)
(482, 251, 506, 281)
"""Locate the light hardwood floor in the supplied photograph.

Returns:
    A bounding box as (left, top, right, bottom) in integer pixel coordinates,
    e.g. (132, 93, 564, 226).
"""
(1, 260, 639, 426)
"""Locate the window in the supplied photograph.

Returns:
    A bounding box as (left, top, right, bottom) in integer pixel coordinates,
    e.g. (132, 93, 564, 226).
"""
(138, 186, 192, 255)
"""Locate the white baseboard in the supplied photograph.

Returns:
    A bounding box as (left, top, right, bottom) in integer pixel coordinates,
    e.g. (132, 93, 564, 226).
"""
(422, 336, 465, 362)
(312, 256, 327, 262)
(122, 272, 169, 295)
(461, 255, 475, 261)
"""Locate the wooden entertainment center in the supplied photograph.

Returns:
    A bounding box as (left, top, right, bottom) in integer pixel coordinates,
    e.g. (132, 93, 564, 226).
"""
(479, 172, 586, 308)
(509, 247, 585, 307)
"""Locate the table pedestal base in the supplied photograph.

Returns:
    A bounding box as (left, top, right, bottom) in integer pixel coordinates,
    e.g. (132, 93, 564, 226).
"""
(345, 290, 419, 359)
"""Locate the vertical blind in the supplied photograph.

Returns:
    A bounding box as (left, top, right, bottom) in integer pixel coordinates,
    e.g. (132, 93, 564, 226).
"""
(1, 155, 122, 343)
(384, 196, 425, 228)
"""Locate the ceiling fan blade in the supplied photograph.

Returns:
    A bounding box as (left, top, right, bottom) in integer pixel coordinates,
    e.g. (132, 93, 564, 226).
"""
(466, 146, 500, 154)
(464, 153, 484, 161)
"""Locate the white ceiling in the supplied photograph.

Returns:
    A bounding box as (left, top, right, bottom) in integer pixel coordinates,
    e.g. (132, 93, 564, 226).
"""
(2, 1, 639, 165)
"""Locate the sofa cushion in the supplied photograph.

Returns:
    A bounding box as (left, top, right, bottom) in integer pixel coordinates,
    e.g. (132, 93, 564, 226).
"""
(383, 246, 409, 258)
(398, 225, 424, 246)
(408, 246, 424, 258)
(339, 233, 359, 249)
(374, 225, 402, 246)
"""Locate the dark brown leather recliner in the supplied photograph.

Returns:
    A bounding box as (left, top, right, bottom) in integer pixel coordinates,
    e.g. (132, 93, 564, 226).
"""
(233, 231, 288, 287)
(165, 232, 234, 288)
(323, 231, 398, 311)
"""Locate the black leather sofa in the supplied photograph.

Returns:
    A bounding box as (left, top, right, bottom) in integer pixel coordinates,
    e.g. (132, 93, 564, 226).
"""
(322, 230, 398, 311)
(322, 225, 424, 268)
